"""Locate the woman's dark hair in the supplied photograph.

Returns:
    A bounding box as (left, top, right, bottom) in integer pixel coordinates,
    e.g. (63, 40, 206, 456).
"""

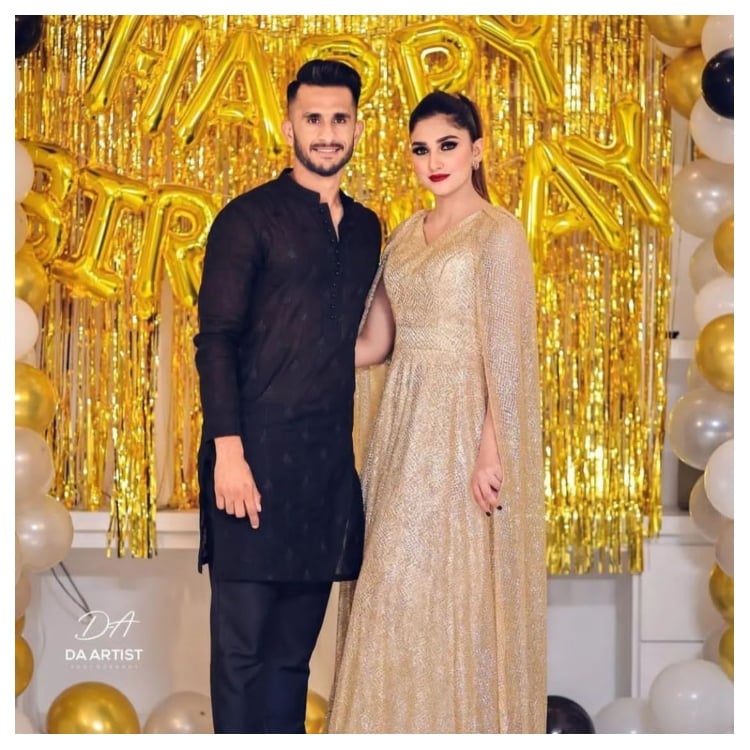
(287, 59, 362, 108)
(408, 91, 490, 202)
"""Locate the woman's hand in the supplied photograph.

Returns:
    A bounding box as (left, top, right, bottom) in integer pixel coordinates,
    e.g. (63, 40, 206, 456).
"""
(471, 406, 503, 515)
(355, 278, 395, 367)
(471, 455, 503, 515)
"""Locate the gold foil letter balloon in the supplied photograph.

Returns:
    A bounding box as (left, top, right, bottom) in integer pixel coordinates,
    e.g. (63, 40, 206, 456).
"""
(135, 185, 219, 318)
(473, 15, 563, 112)
(52, 167, 148, 300)
(392, 19, 477, 109)
(19, 141, 76, 264)
(173, 28, 284, 152)
(297, 35, 381, 107)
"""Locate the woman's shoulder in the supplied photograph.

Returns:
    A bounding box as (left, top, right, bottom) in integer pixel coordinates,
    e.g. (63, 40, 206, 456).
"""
(480, 203, 525, 233)
(385, 209, 426, 244)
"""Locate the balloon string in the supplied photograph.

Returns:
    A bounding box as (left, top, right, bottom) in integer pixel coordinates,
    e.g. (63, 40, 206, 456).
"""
(50, 561, 92, 619)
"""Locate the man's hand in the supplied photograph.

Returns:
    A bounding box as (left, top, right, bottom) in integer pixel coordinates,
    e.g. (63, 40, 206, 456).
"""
(213, 436, 262, 529)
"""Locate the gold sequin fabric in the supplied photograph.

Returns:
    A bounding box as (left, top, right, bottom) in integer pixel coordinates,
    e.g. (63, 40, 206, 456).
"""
(328, 206, 547, 733)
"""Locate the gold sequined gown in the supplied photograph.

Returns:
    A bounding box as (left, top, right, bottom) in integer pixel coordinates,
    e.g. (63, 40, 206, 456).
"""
(328, 205, 547, 734)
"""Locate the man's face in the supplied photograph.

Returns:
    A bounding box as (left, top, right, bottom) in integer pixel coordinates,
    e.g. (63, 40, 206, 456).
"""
(283, 84, 363, 178)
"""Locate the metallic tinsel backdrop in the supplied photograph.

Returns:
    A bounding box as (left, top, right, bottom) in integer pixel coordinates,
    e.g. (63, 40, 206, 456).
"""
(15, 15, 672, 570)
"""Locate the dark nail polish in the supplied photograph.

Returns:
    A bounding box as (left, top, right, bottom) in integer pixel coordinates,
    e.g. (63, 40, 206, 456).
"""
(497, 505, 503, 511)
(486, 511, 491, 517)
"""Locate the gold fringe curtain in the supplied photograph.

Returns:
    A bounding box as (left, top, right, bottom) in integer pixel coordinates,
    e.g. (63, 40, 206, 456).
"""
(15, 15, 671, 570)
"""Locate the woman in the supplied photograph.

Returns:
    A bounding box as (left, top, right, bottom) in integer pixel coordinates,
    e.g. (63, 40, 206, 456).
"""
(328, 92, 547, 733)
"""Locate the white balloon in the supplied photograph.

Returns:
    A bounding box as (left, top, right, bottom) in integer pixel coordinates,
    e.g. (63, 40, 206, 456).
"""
(690, 98, 734, 165)
(594, 697, 659, 734)
(666, 388, 734, 469)
(15, 494, 74, 572)
(702, 16, 734, 60)
(714, 519, 733, 577)
(144, 691, 213, 733)
(16, 141, 34, 202)
(704, 439, 734, 519)
(15, 298, 40, 360)
(689, 474, 724, 541)
(15, 203, 28, 253)
(15, 427, 54, 502)
(702, 624, 724, 664)
(654, 38, 685, 58)
(688, 237, 729, 294)
(648, 658, 733, 733)
(16, 708, 37, 734)
(693, 275, 733, 329)
(670, 158, 733, 238)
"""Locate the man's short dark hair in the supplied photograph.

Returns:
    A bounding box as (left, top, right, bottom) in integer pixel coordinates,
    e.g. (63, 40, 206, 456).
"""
(286, 59, 362, 108)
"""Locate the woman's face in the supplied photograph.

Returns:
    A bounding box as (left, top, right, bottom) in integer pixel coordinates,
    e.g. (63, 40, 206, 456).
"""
(409, 114, 481, 198)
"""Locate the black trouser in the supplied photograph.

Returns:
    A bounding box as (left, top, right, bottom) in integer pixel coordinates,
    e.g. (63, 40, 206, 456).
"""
(208, 572, 332, 733)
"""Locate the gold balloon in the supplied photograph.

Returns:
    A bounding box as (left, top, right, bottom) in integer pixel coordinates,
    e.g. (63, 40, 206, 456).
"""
(15, 362, 58, 433)
(304, 690, 328, 734)
(47, 681, 140, 734)
(644, 16, 708, 47)
(664, 47, 706, 119)
(695, 314, 733, 393)
(16, 634, 34, 697)
(16, 249, 50, 314)
(708, 564, 733, 623)
(719, 624, 733, 681)
(714, 216, 733, 276)
(16, 615, 26, 636)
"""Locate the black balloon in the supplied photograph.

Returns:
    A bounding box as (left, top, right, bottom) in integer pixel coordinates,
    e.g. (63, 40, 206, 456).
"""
(546, 695, 596, 734)
(702, 48, 734, 120)
(15, 16, 44, 59)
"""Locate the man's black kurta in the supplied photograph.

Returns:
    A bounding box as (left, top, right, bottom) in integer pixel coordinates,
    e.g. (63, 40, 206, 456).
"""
(194, 169, 381, 582)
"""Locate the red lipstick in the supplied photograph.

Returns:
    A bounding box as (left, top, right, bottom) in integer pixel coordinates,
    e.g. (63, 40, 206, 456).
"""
(429, 174, 449, 182)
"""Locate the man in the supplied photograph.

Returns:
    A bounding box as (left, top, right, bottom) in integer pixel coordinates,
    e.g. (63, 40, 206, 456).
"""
(194, 59, 381, 733)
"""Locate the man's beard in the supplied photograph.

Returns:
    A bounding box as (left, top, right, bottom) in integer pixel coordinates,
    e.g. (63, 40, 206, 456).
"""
(294, 139, 355, 177)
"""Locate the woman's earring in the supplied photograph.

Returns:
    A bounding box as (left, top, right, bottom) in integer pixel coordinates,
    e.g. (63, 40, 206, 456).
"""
(472, 160, 480, 171)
